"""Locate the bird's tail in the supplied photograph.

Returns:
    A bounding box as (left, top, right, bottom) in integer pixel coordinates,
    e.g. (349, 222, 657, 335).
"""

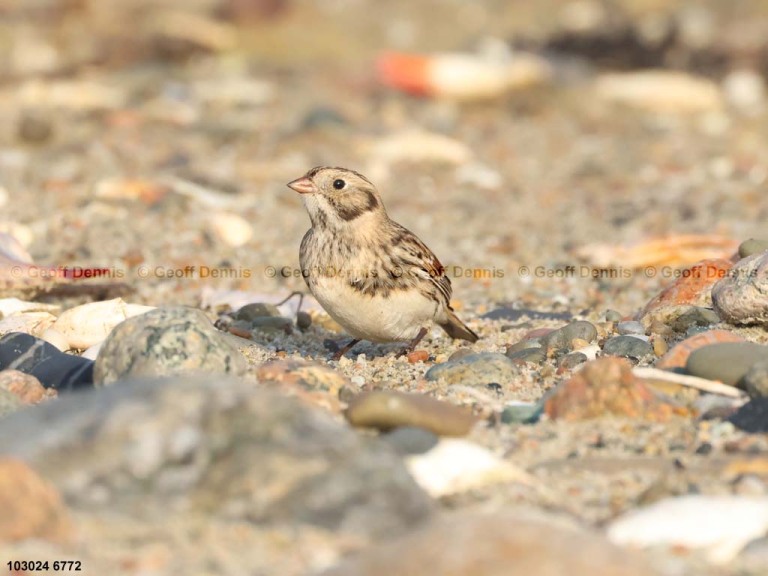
(439, 310, 479, 342)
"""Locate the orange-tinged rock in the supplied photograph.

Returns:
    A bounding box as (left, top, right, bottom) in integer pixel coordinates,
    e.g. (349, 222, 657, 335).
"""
(407, 350, 429, 364)
(640, 259, 733, 316)
(0, 458, 73, 544)
(656, 330, 746, 370)
(0, 370, 55, 404)
(544, 358, 690, 422)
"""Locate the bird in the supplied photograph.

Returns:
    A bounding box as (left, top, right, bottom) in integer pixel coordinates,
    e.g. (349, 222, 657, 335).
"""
(287, 166, 478, 360)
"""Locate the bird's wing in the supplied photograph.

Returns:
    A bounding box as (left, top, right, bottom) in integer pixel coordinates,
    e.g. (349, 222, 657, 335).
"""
(390, 222, 453, 305)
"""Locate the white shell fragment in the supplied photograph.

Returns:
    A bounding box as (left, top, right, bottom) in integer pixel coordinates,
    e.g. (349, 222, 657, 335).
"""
(607, 495, 768, 564)
(405, 439, 530, 497)
(40, 327, 69, 352)
(52, 298, 156, 350)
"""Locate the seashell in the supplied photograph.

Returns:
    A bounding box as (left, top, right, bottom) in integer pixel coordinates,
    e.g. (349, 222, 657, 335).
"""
(0, 312, 56, 337)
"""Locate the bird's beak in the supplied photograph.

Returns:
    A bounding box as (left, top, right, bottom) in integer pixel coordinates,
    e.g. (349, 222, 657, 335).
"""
(287, 177, 316, 195)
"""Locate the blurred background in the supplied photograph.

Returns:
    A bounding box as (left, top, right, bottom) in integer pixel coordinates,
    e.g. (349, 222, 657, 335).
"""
(0, 0, 766, 311)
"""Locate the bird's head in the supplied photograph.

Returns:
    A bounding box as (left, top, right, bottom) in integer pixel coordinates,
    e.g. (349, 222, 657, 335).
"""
(288, 166, 386, 230)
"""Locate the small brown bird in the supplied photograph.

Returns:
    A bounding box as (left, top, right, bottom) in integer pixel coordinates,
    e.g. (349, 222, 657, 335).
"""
(288, 166, 478, 360)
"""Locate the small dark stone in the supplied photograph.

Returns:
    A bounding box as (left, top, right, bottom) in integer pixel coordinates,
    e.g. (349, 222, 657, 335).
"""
(616, 321, 645, 335)
(669, 307, 719, 332)
(296, 311, 312, 330)
(500, 402, 541, 424)
(695, 442, 713, 455)
(0, 332, 93, 391)
(505, 339, 542, 355)
(602, 335, 653, 359)
(301, 106, 348, 129)
(729, 398, 768, 433)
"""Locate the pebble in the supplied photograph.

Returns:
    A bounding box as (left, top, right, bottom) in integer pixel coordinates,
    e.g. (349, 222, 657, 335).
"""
(40, 327, 69, 352)
(93, 307, 248, 385)
(617, 321, 645, 335)
(544, 357, 689, 421)
(257, 359, 350, 395)
(656, 330, 745, 370)
(234, 302, 282, 320)
(505, 338, 543, 355)
(605, 309, 623, 322)
(557, 352, 588, 371)
(344, 391, 477, 437)
(0, 332, 93, 391)
(500, 401, 541, 424)
(0, 458, 72, 543)
(539, 320, 598, 353)
(729, 399, 768, 433)
(712, 252, 768, 327)
(667, 306, 720, 332)
(0, 369, 52, 404)
(323, 509, 658, 576)
(607, 495, 768, 564)
(52, 298, 155, 350)
(406, 350, 429, 364)
(425, 353, 519, 387)
(744, 360, 768, 399)
(482, 307, 571, 322)
(738, 238, 768, 259)
(370, 129, 472, 165)
(506, 346, 547, 364)
(382, 427, 439, 455)
(602, 335, 654, 360)
(0, 298, 59, 317)
(685, 342, 768, 386)
(405, 439, 527, 497)
(296, 310, 312, 330)
(595, 70, 723, 113)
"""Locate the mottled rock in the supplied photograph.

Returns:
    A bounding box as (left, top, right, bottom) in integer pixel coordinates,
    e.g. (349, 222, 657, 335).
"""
(0, 458, 72, 543)
(602, 335, 653, 360)
(0, 332, 93, 391)
(712, 252, 768, 326)
(52, 298, 155, 349)
(0, 369, 53, 404)
(557, 352, 588, 371)
(94, 307, 248, 385)
(506, 346, 547, 364)
(425, 353, 519, 387)
(656, 330, 745, 370)
(685, 342, 768, 386)
(345, 391, 477, 437)
(321, 509, 658, 576)
(0, 377, 433, 538)
(544, 358, 688, 421)
(743, 359, 768, 399)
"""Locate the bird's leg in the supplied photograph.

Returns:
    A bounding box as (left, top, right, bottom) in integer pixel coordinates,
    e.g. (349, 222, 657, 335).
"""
(330, 338, 361, 361)
(397, 327, 428, 357)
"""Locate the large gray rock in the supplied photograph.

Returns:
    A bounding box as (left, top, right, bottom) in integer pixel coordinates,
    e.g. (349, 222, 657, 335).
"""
(94, 307, 248, 385)
(0, 377, 433, 538)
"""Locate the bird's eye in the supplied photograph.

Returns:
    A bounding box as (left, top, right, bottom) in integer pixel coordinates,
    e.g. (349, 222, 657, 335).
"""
(333, 179, 345, 190)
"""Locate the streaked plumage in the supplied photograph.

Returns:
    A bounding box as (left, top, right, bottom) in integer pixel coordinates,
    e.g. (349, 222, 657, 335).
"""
(288, 166, 478, 359)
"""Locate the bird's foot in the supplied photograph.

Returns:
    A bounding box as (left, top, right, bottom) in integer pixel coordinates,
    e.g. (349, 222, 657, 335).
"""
(326, 338, 360, 361)
(396, 327, 428, 357)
